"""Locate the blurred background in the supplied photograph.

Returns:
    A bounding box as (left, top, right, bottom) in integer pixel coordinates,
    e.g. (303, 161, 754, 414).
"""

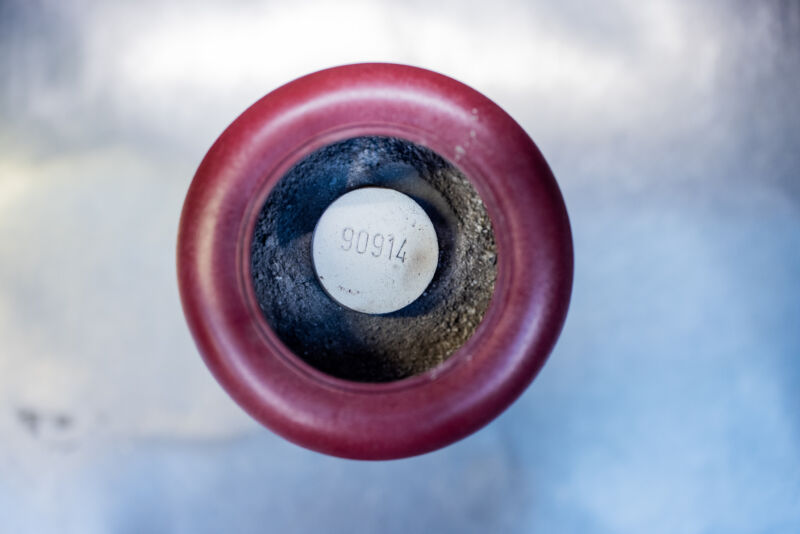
(1, 0, 799, 532)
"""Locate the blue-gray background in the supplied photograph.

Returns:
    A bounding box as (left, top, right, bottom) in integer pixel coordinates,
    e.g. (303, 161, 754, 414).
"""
(1, 1, 798, 532)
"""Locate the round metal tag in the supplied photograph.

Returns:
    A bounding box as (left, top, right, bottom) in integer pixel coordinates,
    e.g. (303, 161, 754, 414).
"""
(312, 187, 439, 314)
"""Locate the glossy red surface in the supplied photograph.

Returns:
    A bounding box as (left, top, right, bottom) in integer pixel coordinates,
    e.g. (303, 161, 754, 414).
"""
(177, 63, 573, 459)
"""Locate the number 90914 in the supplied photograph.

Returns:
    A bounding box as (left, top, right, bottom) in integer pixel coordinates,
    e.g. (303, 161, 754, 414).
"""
(341, 227, 406, 264)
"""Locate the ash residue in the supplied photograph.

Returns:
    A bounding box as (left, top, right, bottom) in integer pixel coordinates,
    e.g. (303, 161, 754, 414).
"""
(251, 137, 496, 382)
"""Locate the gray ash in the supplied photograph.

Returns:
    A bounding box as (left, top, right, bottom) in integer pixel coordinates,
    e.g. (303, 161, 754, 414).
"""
(250, 136, 496, 382)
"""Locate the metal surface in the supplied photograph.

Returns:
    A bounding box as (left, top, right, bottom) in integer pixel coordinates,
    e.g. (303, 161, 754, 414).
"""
(1, 0, 799, 532)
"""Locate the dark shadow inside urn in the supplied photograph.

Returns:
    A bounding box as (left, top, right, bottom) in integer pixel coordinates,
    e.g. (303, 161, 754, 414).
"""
(250, 136, 496, 382)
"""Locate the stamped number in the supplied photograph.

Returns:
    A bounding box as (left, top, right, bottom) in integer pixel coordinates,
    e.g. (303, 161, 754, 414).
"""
(341, 227, 406, 263)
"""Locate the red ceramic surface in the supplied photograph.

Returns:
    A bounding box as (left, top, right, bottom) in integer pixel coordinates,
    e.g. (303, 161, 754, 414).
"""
(177, 63, 573, 460)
